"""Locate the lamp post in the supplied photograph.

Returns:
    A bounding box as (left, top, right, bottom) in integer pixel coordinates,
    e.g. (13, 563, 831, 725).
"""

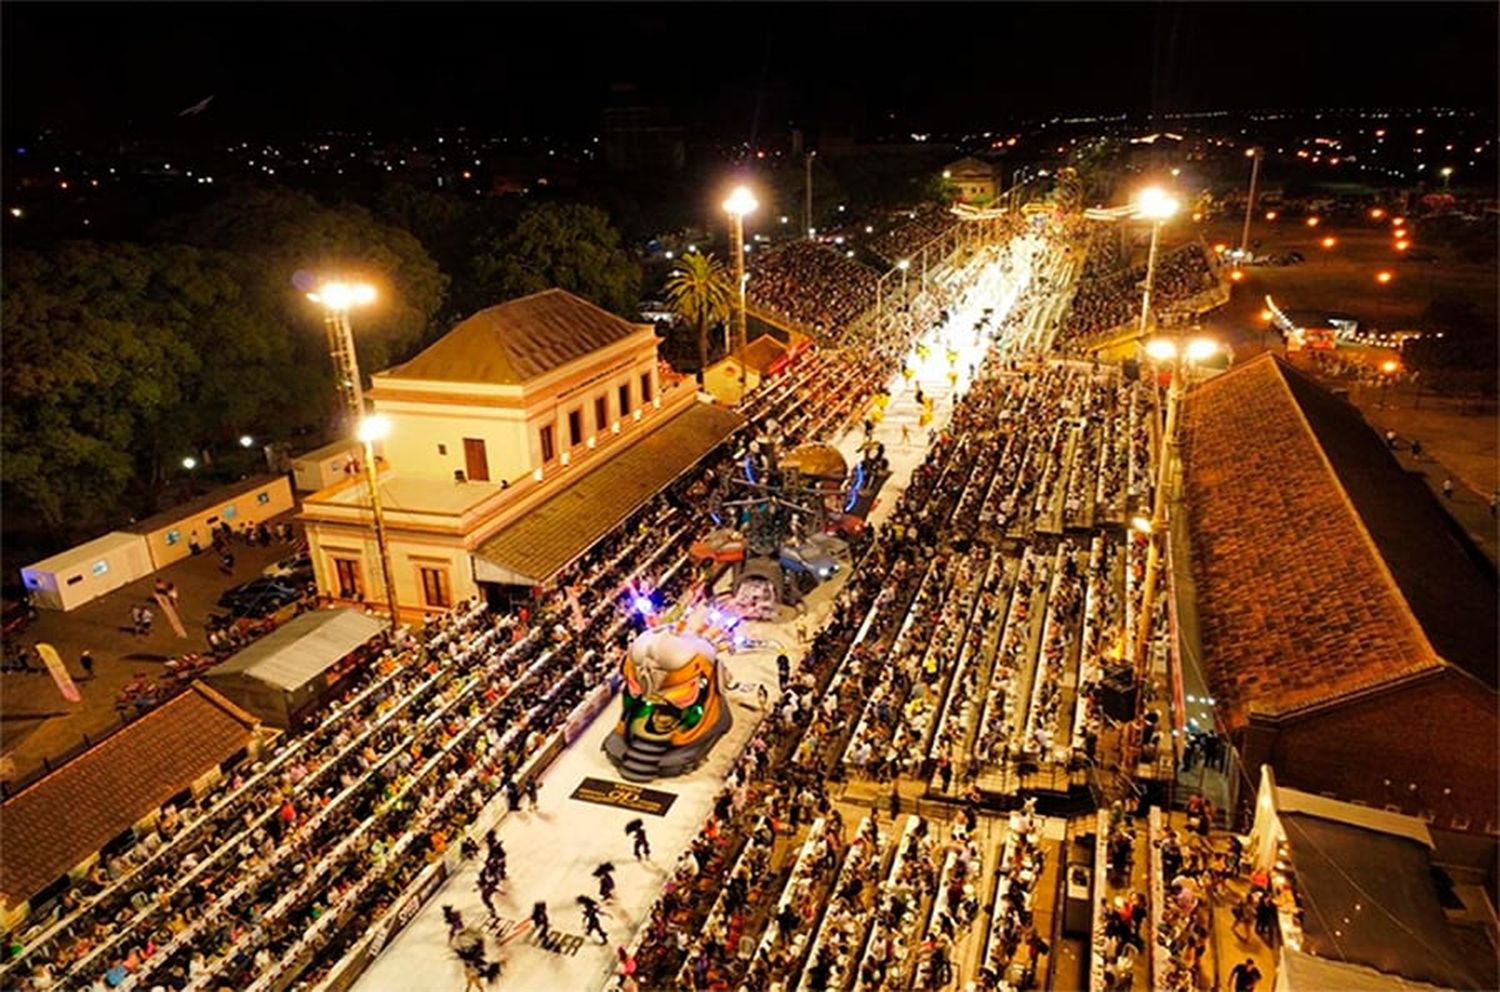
(805, 151, 816, 240)
(357, 415, 401, 636)
(1133, 186, 1180, 339)
(723, 186, 757, 403)
(307, 280, 378, 430)
(1238, 146, 1262, 259)
(1129, 334, 1219, 772)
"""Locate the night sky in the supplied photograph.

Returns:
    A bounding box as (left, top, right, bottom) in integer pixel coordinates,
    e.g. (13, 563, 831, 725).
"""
(4, 3, 1497, 140)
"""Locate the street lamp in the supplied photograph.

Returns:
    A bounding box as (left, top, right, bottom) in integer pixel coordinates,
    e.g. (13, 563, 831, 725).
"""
(307, 280, 378, 430)
(1133, 186, 1180, 338)
(239, 434, 255, 449)
(356, 414, 401, 635)
(1130, 333, 1220, 765)
(181, 457, 197, 471)
(1239, 146, 1262, 258)
(723, 185, 758, 403)
(1440, 166, 1454, 188)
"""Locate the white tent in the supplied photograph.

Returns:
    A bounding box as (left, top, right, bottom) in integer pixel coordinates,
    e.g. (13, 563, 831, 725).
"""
(22, 532, 153, 611)
(205, 609, 386, 727)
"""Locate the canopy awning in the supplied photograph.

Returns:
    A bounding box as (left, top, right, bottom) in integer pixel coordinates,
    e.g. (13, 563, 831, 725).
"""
(206, 608, 385, 691)
(474, 402, 743, 587)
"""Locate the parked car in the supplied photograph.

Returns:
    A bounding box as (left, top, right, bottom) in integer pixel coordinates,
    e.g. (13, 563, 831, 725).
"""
(263, 550, 313, 581)
(218, 577, 301, 611)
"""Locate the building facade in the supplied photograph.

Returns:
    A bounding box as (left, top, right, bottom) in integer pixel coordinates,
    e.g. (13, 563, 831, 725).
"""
(301, 289, 737, 617)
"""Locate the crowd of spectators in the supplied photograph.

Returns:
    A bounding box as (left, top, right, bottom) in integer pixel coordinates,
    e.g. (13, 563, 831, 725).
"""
(1060, 242, 1219, 345)
(866, 204, 960, 268)
(748, 243, 880, 338)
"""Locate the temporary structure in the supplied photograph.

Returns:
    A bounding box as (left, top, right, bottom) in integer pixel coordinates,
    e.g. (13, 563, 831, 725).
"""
(21, 532, 153, 611)
(204, 608, 386, 728)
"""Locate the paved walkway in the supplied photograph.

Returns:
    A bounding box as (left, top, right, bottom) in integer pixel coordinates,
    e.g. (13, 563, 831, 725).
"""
(1, 515, 299, 782)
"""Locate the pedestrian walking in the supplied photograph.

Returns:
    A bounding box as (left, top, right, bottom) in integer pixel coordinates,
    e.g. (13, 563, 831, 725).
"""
(80, 650, 95, 681)
(461, 836, 479, 861)
(1410, 439, 1422, 458)
(1230, 957, 1262, 992)
(505, 779, 521, 812)
(776, 654, 790, 693)
(578, 895, 609, 944)
(626, 819, 650, 860)
(1442, 477, 1455, 499)
(188, 531, 202, 556)
(594, 862, 616, 901)
(487, 844, 508, 883)
(530, 901, 550, 940)
(889, 784, 901, 818)
(477, 874, 498, 918)
(462, 959, 484, 992)
(757, 684, 770, 711)
(524, 777, 540, 811)
(442, 905, 464, 944)
(901, 423, 911, 447)
(167, 582, 180, 607)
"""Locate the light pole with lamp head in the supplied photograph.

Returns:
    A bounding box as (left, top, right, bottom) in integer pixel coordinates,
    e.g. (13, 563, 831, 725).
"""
(1238, 147, 1262, 259)
(723, 186, 757, 403)
(356, 414, 401, 636)
(1133, 186, 1180, 338)
(1128, 333, 1219, 774)
(306, 280, 378, 431)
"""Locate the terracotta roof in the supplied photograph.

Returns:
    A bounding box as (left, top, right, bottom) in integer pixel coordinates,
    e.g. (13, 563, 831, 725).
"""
(945, 156, 997, 178)
(1180, 355, 1444, 728)
(382, 289, 651, 386)
(742, 335, 789, 374)
(1278, 362, 1497, 690)
(0, 684, 258, 908)
(475, 403, 743, 585)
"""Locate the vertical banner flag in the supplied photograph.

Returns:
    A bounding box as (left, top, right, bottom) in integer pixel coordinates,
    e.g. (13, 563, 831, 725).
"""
(153, 591, 188, 639)
(35, 643, 82, 704)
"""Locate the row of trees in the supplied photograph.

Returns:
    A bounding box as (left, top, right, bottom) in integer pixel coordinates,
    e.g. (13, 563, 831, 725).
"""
(2, 184, 641, 550)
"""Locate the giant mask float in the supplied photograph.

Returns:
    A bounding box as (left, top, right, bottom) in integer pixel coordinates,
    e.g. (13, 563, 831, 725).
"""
(603, 595, 739, 782)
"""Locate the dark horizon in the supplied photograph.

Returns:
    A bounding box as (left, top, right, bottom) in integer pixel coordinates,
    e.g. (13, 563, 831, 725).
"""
(5, 2, 1496, 143)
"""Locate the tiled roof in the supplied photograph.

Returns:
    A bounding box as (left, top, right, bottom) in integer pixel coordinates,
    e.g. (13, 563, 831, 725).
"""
(476, 403, 743, 585)
(1279, 362, 1497, 690)
(383, 289, 650, 386)
(0, 684, 258, 908)
(742, 335, 789, 374)
(1180, 355, 1443, 727)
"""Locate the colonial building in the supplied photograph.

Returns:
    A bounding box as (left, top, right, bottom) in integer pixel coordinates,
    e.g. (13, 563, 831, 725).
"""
(944, 156, 999, 204)
(301, 288, 742, 614)
(1178, 354, 1497, 835)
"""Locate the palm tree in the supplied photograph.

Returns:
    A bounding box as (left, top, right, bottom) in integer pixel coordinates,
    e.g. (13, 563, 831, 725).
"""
(665, 251, 734, 384)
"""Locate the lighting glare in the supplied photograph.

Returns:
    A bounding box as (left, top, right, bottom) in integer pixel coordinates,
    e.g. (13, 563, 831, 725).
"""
(1131, 516, 1154, 534)
(309, 281, 376, 311)
(1134, 185, 1179, 221)
(1186, 338, 1219, 362)
(1144, 338, 1177, 361)
(181, 457, 197, 470)
(723, 186, 758, 217)
(356, 415, 391, 444)
(239, 435, 254, 448)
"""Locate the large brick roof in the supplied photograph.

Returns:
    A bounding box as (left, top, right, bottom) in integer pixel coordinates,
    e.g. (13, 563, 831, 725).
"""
(381, 288, 650, 386)
(0, 683, 258, 909)
(1179, 355, 1457, 728)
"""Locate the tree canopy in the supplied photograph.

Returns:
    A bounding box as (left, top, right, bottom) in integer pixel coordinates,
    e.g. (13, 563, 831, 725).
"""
(470, 202, 641, 317)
